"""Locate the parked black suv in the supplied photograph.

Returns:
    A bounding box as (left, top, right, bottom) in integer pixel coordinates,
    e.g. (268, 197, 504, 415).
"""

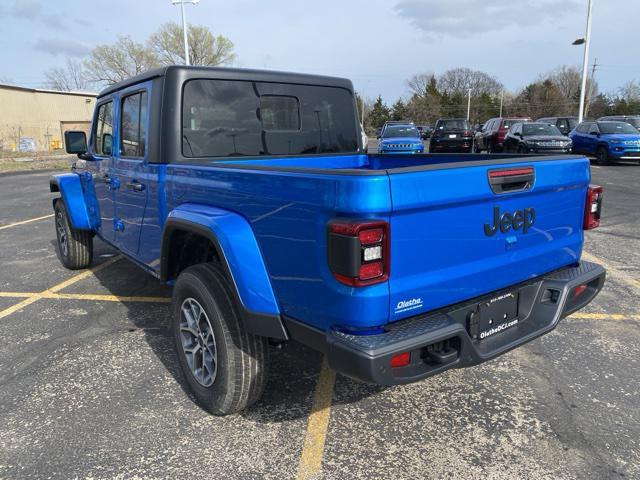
(536, 116, 578, 136)
(597, 115, 640, 132)
(429, 118, 473, 153)
(503, 122, 572, 154)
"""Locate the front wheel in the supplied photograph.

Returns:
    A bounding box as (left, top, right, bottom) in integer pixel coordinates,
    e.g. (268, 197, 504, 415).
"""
(172, 263, 269, 415)
(54, 199, 93, 270)
(596, 146, 610, 165)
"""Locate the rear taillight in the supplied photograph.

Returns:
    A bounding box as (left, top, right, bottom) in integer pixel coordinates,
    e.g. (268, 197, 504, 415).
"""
(584, 185, 603, 230)
(328, 220, 389, 286)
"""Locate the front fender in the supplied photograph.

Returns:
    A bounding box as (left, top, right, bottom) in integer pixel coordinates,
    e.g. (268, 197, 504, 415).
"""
(49, 173, 99, 231)
(161, 203, 285, 339)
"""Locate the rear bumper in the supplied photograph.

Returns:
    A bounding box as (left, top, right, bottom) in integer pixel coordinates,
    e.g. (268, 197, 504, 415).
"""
(429, 140, 473, 153)
(286, 261, 605, 385)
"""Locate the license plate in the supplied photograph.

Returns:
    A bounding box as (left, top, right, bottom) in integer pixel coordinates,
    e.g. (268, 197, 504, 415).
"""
(477, 292, 519, 340)
(448, 134, 457, 138)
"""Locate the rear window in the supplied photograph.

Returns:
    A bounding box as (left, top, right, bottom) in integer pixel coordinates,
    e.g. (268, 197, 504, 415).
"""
(182, 79, 358, 157)
(437, 120, 470, 130)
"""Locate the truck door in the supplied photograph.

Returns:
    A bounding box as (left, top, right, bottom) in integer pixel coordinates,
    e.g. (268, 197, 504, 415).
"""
(113, 87, 150, 256)
(90, 99, 116, 241)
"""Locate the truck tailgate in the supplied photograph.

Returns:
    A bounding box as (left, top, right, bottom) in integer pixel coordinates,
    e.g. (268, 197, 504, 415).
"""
(388, 157, 590, 321)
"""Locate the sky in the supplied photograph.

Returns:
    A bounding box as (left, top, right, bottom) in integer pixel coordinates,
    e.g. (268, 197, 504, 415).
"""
(0, 0, 638, 103)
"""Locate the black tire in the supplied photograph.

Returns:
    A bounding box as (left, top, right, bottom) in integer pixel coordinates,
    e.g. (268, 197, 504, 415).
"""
(517, 144, 527, 154)
(172, 263, 269, 415)
(54, 199, 93, 270)
(596, 146, 610, 165)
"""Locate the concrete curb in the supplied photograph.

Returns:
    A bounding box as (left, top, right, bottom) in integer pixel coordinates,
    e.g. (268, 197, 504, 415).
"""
(0, 168, 68, 179)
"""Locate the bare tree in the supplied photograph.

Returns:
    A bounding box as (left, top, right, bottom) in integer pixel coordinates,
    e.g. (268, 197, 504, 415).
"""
(546, 65, 583, 101)
(618, 80, 640, 102)
(44, 57, 91, 91)
(437, 68, 503, 96)
(84, 36, 160, 86)
(406, 73, 437, 98)
(149, 22, 236, 66)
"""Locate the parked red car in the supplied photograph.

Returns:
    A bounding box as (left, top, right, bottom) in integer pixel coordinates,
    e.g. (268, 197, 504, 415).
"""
(474, 117, 532, 152)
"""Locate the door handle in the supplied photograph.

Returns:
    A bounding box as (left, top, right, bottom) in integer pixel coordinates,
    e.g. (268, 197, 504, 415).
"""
(127, 181, 146, 192)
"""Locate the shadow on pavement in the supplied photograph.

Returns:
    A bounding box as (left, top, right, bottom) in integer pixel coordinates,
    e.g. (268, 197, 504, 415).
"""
(49, 238, 385, 421)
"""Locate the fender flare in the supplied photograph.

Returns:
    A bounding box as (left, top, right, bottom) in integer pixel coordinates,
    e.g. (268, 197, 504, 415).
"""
(160, 204, 287, 340)
(49, 173, 98, 231)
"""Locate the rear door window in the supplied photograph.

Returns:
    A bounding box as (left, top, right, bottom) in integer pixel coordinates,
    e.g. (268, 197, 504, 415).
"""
(120, 91, 148, 158)
(182, 79, 358, 157)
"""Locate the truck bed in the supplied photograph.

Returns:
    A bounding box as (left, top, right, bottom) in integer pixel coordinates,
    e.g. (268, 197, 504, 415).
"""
(163, 153, 591, 331)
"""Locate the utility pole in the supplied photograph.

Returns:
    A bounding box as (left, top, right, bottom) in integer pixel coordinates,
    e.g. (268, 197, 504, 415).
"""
(576, 0, 593, 123)
(499, 90, 504, 117)
(361, 97, 365, 126)
(466, 88, 472, 121)
(172, 0, 200, 66)
(584, 57, 599, 119)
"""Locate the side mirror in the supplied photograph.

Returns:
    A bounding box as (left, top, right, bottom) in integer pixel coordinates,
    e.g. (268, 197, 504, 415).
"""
(64, 131, 87, 154)
(376, 135, 381, 139)
(589, 131, 599, 136)
(514, 132, 522, 137)
(102, 133, 113, 155)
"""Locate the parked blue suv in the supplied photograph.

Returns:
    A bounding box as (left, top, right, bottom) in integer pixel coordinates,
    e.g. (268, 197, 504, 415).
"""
(377, 123, 424, 154)
(570, 120, 640, 165)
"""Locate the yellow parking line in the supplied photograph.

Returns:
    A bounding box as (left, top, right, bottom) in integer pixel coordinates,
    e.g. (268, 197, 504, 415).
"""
(583, 251, 640, 292)
(296, 357, 336, 480)
(0, 292, 34, 298)
(0, 296, 43, 321)
(0, 256, 121, 320)
(0, 214, 54, 231)
(45, 292, 171, 303)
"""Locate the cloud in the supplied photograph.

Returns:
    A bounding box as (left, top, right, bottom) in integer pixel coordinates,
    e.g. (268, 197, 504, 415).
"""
(34, 37, 91, 57)
(12, 0, 41, 19)
(395, 0, 579, 37)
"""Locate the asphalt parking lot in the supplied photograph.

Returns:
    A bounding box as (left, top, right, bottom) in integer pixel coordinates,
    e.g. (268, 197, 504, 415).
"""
(0, 162, 639, 480)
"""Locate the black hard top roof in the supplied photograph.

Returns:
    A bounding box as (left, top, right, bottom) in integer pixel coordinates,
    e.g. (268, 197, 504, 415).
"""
(98, 65, 354, 98)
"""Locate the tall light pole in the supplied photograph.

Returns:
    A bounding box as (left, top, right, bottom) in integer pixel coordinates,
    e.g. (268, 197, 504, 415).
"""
(573, 0, 593, 123)
(171, 0, 200, 66)
(466, 88, 472, 121)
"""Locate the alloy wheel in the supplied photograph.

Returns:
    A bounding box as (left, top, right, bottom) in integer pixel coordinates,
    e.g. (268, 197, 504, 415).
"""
(179, 297, 218, 387)
(56, 211, 68, 258)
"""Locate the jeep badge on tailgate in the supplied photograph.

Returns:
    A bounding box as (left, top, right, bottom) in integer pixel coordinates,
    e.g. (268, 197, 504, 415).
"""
(484, 206, 536, 236)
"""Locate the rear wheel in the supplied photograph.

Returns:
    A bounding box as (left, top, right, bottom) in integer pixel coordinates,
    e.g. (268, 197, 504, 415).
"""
(54, 200, 93, 270)
(517, 144, 527, 154)
(596, 146, 610, 165)
(172, 263, 269, 415)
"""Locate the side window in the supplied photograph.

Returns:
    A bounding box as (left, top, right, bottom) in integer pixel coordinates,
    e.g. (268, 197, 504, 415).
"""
(94, 101, 113, 156)
(588, 123, 599, 134)
(120, 91, 148, 158)
(577, 123, 588, 133)
(557, 119, 568, 131)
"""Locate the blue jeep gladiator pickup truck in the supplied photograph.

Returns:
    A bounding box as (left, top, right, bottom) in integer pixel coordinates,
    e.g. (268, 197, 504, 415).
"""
(51, 66, 606, 415)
